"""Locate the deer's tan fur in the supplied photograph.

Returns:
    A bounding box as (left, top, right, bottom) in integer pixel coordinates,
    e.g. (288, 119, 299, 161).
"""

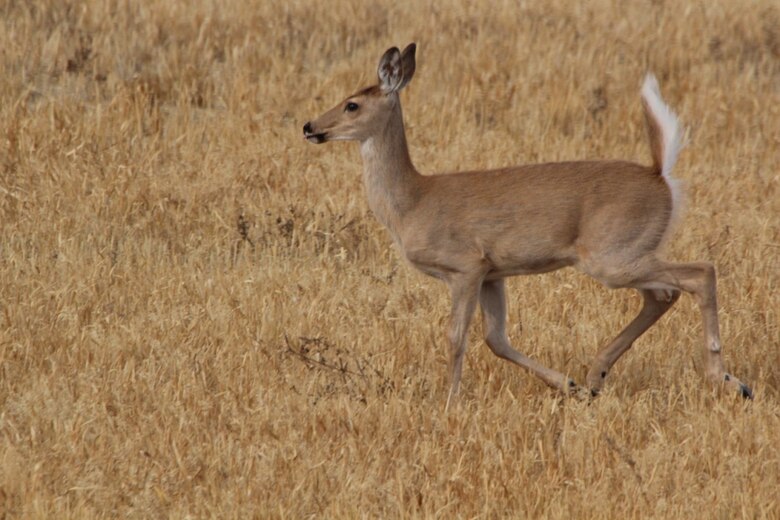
(303, 44, 752, 405)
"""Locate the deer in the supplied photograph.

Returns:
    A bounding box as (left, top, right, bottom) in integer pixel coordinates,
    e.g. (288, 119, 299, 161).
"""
(303, 43, 753, 407)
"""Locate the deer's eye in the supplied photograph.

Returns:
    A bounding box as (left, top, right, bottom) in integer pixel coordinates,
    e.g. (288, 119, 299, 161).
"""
(345, 102, 359, 112)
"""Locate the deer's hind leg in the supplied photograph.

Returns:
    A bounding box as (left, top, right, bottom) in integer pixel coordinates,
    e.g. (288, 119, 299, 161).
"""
(587, 288, 679, 395)
(630, 260, 752, 399)
(583, 255, 752, 399)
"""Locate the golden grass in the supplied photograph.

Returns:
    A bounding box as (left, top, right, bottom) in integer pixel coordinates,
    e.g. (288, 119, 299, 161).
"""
(1, 0, 778, 517)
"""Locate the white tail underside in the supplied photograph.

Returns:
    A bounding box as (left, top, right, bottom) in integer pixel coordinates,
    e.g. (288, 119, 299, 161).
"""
(641, 73, 686, 243)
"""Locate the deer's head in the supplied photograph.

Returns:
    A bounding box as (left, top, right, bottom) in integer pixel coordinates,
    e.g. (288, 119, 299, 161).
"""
(303, 43, 416, 144)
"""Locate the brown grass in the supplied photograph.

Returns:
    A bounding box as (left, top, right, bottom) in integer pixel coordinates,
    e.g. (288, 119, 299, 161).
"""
(1, 0, 779, 517)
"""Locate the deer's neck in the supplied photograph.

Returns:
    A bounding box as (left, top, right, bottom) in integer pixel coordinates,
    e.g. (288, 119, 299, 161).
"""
(359, 102, 421, 237)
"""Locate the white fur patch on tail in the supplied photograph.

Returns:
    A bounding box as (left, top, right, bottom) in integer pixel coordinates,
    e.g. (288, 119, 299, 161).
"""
(641, 73, 686, 245)
(641, 74, 684, 181)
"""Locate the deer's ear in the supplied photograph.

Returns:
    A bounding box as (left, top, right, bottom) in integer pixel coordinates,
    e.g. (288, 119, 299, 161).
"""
(377, 46, 402, 94)
(397, 43, 416, 91)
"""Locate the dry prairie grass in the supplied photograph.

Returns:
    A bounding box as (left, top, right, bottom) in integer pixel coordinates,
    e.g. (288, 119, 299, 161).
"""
(0, 0, 778, 517)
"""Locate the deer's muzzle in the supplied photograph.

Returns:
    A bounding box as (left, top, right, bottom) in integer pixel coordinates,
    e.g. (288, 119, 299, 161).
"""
(303, 122, 327, 144)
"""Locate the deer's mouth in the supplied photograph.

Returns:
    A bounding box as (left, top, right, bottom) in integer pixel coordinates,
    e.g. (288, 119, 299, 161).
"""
(305, 132, 327, 144)
(303, 122, 327, 144)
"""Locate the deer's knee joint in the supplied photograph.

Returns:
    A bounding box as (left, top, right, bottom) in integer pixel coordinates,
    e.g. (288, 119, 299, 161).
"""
(448, 327, 468, 356)
(693, 263, 718, 305)
(700, 262, 717, 287)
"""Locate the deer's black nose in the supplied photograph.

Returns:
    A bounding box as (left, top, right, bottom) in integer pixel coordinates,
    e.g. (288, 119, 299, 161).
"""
(303, 122, 312, 135)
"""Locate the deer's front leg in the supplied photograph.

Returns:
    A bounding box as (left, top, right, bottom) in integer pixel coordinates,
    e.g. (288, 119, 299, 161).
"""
(480, 279, 579, 394)
(445, 272, 484, 410)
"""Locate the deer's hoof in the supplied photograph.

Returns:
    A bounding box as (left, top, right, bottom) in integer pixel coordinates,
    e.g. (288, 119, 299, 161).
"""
(564, 380, 592, 401)
(739, 382, 753, 400)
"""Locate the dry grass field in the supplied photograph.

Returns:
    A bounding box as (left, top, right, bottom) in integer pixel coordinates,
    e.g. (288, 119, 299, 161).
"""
(1, 0, 778, 517)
